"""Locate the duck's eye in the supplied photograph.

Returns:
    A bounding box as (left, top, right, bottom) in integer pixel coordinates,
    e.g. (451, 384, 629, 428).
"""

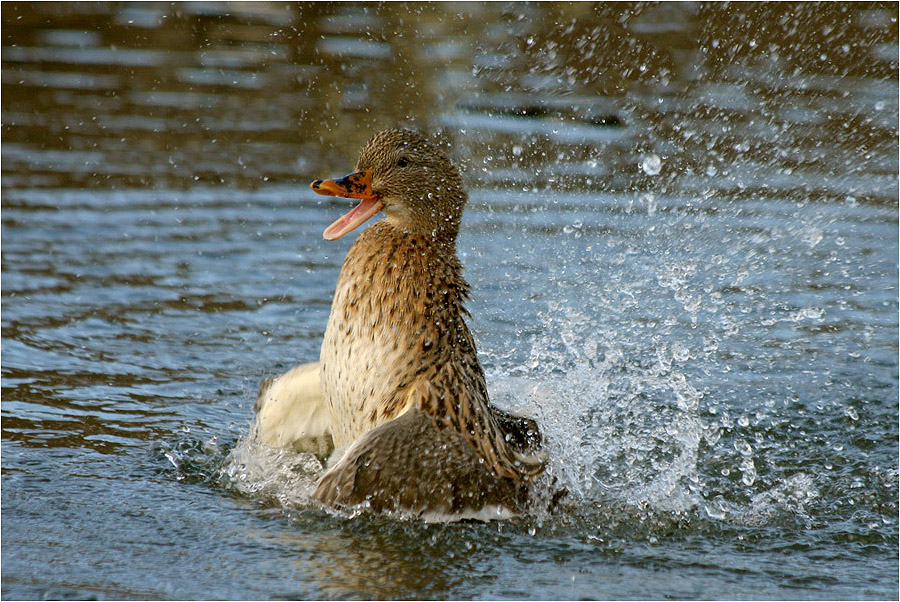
(397, 157, 409, 168)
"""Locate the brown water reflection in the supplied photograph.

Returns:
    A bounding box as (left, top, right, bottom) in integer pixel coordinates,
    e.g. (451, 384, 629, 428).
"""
(3, 2, 897, 201)
(293, 523, 485, 599)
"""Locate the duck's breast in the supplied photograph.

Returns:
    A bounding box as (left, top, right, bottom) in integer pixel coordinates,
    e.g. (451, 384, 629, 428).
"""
(321, 225, 453, 446)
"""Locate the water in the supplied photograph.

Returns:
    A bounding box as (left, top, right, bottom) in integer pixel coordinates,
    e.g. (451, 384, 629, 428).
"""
(2, 3, 898, 599)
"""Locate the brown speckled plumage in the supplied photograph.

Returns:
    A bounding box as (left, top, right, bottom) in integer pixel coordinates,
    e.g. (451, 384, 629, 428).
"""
(313, 129, 546, 516)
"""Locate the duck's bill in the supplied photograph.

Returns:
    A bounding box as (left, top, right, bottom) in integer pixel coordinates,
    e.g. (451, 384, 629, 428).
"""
(310, 170, 383, 240)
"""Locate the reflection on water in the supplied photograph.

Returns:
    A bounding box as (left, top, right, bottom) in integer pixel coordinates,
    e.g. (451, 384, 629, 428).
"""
(2, 2, 898, 600)
(3, 3, 897, 198)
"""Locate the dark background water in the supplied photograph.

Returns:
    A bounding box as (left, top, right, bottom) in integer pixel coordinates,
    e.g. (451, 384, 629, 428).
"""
(2, 2, 898, 600)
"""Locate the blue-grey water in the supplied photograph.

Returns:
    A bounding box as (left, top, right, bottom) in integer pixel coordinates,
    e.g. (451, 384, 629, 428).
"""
(2, 3, 898, 600)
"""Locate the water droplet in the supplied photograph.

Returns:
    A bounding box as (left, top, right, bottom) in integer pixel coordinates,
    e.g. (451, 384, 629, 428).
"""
(672, 344, 690, 362)
(640, 193, 657, 215)
(792, 307, 825, 321)
(704, 501, 727, 520)
(641, 154, 662, 176)
(734, 440, 753, 456)
(562, 220, 583, 237)
(741, 468, 756, 486)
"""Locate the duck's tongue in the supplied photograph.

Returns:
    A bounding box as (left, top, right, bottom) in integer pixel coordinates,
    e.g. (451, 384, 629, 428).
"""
(310, 169, 382, 240)
(321, 197, 383, 240)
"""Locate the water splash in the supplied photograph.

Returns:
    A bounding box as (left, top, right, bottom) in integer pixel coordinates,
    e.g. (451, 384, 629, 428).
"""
(486, 292, 821, 527)
(220, 436, 324, 509)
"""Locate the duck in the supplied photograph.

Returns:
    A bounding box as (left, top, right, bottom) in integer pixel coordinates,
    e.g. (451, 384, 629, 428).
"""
(253, 128, 548, 519)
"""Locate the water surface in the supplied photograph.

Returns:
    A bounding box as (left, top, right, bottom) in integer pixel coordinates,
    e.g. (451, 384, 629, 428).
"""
(2, 3, 898, 600)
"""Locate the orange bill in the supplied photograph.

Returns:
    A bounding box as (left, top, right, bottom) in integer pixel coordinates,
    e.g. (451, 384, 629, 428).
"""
(310, 169, 383, 240)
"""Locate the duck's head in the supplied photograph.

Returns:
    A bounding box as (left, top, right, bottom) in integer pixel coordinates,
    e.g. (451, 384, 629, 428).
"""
(311, 129, 467, 242)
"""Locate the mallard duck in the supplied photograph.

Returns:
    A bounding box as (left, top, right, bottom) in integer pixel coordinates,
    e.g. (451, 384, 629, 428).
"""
(255, 129, 547, 519)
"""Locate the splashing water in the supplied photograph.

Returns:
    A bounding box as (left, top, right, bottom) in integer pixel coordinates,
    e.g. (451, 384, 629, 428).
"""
(222, 437, 324, 509)
(488, 301, 710, 512)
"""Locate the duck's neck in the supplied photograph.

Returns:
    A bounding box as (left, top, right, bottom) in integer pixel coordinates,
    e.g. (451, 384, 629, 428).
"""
(381, 188, 466, 246)
(385, 219, 460, 250)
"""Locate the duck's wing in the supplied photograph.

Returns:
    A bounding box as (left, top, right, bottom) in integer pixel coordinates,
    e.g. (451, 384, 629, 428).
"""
(313, 406, 526, 519)
(489, 405, 543, 455)
(253, 361, 333, 456)
(408, 365, 547, 480)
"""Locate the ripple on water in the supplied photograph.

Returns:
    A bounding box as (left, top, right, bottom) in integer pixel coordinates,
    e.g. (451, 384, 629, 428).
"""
(2, 2, 897, 599)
